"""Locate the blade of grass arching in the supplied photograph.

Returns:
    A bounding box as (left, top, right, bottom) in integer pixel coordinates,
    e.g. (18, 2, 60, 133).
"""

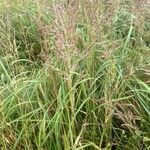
(137, 80, 150, 92)
(94, 95, 134, 110)
(0, 59, 11, 82)
(1, 103, 48, 127)
(128, 80, 150, 116)
(75, 143, 93, 150)
(1, 80, 38, 113)
(135, 90, 150, 116)
(87, 141, 102, 150)
(4, 100, 39, 115)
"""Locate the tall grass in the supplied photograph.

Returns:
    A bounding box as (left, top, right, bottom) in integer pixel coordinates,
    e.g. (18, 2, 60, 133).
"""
(0, 0, 150, 149)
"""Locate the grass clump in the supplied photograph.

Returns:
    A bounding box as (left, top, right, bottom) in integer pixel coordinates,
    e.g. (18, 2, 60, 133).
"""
(0, 0, 150, 149)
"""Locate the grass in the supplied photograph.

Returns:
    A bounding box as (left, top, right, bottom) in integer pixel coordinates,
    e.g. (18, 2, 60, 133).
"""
(0, 0, 150, 149)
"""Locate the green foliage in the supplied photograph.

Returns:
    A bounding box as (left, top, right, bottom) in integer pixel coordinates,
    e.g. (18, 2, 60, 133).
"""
(0, 0, 150, 150)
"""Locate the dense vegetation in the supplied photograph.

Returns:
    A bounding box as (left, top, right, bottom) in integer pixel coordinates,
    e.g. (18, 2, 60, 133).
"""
(0, 0, 150, 149)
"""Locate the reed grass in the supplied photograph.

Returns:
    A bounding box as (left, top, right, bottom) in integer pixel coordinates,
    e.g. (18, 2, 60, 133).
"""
(0, 0, 150, 149)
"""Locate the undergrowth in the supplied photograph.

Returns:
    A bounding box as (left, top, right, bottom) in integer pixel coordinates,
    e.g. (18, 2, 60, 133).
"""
(0, 0, 150, 150)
